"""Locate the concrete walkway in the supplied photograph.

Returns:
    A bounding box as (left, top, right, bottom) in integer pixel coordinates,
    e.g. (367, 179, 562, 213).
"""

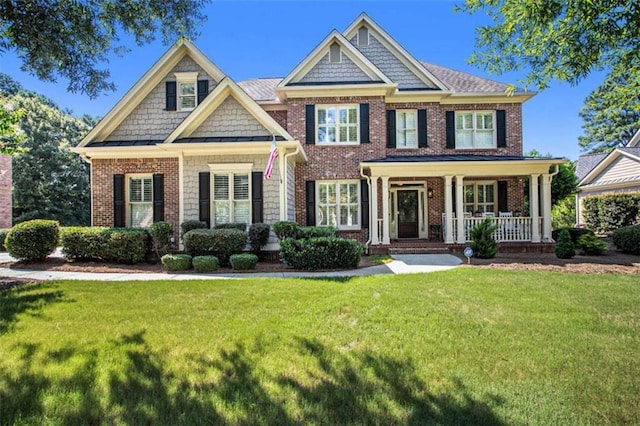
(0, 250, 461, 281)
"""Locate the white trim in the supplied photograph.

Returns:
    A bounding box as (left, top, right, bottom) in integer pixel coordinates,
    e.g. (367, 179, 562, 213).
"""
(316, 104, 360, 145)
(579, 148, 640, 186)
(126, 173, 154, 228)
(208, 163, 253, 172)
(462, 180, 497, 214)
(395, 109, 418, 149)
(454, 111, 497, 150)
(210, 170, 252, 227)
(316, 180, 361, 230)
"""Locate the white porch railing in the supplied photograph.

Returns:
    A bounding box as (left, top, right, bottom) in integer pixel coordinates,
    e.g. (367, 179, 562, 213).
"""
(444, 216, 543, 242)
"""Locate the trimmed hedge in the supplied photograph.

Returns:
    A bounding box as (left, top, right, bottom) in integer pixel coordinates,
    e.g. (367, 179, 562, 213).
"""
(0, 229, 9, 251)
(298, 226, 338, 239)
(230, 253, 258, 270)
(161, 254, 192, 271)
(60, 227, 150, 264)
(183, 228, 246, 266)
(582, 193, 640, 234)
(180, 220, 207, 238)
(192, 255, 219, 273)
(60, 227, 107, 261)
(552, 227, 595, 246)
(612, 224, 640, 255)
(215, 223, 247, 232)
(5, 220, 59, 262)
(280, 237, 363, 270)
(272, 221, 299, 240)
(248, 223, 270, 253)
(150, 221, 173, 257)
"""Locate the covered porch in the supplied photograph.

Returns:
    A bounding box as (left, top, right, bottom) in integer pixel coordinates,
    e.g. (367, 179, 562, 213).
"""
(360, 155, 566, 246)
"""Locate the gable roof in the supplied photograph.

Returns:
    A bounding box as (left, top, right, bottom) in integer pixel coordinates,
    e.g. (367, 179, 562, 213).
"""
(78, 39, 225, 147)
(626, 128, 640, 147)
(578, 148, 640, 186)
(420, 61, 511, 94)
(576, 153, 608, 181)
(237, 78, 282, 102)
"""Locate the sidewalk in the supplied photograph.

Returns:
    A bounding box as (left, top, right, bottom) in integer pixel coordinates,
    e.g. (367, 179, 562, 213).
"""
(0, 251, 461, 281)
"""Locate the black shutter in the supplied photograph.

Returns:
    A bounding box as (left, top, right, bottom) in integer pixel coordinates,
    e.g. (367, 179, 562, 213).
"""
(360, 179, 369, 229)
(418, 109, 428, 148)
(199, 172, 211, 228)
(360, 103, 370, 143)
(113, 174, 125, 228)
(446, 111, 455, 149)
(452, 183, 456, 213)
(153, 174, 164, 222)
(386, 110, 396, 148)
(252, 171, 263, 223)
(165, 81, 177, 111)
(305, 180, 315, 226)
(498, 180, 508, 213)
(305, 105, 315, 145)
(496, 110, 506, 148)
(197, 80, 209, 104)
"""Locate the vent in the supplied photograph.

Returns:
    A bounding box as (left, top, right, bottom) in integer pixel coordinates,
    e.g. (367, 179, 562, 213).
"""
(329, 42, 341, 63)
(357, 27, 369, 46)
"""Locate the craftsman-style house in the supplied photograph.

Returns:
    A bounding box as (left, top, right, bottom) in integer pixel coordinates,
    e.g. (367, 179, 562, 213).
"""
(74, 13, 563, 251)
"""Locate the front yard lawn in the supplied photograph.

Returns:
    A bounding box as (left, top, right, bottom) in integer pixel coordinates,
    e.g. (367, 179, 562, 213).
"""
(1, 269, 638, 424)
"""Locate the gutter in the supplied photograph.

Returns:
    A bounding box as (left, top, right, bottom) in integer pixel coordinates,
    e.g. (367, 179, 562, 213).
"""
(359, 166, 372, 251)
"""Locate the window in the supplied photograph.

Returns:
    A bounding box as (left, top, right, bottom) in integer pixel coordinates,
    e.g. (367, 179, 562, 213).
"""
(357, 27, 369, 46)
(174, 72, 198, 111)
(213, 173, 250, 226)
(128, 175, 153, 227)
(455, 111, 495, 149)
(463, 182, 496, 214)
(396, 110, 417, 148)
(317, 105, 359, 144)
(329, 42, 341, 63)
(317, 181, 360, 229)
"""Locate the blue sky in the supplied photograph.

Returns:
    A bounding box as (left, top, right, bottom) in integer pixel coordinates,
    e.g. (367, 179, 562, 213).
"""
(0, 0, 605, 160)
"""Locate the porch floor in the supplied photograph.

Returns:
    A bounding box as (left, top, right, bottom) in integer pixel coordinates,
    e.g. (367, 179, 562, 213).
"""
(368, 239, 555, 255)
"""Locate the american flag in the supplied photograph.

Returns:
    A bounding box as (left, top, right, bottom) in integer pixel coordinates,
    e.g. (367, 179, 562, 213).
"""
(264, 135, 278, 180)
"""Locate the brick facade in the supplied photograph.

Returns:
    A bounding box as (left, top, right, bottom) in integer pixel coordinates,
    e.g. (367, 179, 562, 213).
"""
(0, 155, 11, 229)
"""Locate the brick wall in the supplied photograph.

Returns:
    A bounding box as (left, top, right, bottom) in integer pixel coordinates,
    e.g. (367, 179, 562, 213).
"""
(0, 155, 11, 229)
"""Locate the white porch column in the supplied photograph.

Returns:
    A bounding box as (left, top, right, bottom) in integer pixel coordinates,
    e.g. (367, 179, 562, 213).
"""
(444, 176, 454, 244)
(455, 175, 466, 244)
(541, 173, 553, 242)
(381, 176, 390, 245)
(530, 173, 541, 243)
(370, 176, 379, 245)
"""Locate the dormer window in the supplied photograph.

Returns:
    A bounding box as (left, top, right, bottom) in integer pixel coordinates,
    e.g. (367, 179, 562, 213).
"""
(329, 43, 341, 63)
(174, 72, 198, 111)
(357, 27, 369, 46)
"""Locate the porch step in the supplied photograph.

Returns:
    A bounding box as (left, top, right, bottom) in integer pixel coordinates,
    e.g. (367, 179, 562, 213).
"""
(388, 247, 451, 255)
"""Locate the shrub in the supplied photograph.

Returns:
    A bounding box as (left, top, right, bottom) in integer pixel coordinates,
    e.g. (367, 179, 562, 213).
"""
(280, 237, 363, 270)
(161, 254, 192, 271)
(555, 229, 575, 259)
(101, 228, 150, 264)
(150, 221, 173, 258)
(215, 222, 247, 232)
(230, 253, 258, 270)
(0, 229, 9, 251)
(5, 219, 59, 262)
(552, 227, 595, 246)
(576, 234, 608, 256)
(469, 218, 498, 259)
(297, 226, 338, 239)
(184, 228, 246, 265)
(583, 193, 640, 234)
(272, 221, 300, 240)
(180, 220, 207, 239)
(612, 224, 640, 255)
(60, 227, 107, 261)
(248, 223, 270, 254)
(192, 255, 219, 273)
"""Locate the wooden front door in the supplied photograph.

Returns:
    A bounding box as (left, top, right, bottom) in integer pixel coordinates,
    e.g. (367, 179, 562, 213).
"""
(397, 190, 419, 238)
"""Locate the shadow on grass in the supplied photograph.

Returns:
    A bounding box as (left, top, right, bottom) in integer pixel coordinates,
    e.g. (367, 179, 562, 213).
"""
(0, 333, 506, 424)
(0, 282, 65, 334)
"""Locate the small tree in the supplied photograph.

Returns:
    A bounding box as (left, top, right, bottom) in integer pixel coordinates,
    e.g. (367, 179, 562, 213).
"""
(555, 229, 575, 259)
(469, 218, 498, 259)
(150, 221, 173, 259)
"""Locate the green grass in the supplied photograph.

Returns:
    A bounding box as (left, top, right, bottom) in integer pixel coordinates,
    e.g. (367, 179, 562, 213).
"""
(1, 270, 639, 425)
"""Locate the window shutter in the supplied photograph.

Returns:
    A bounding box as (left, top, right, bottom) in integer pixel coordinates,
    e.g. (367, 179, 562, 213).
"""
(305, 105, 315, 144)
(153, 174, 164, 222)
(452, 183, 456, 213)
(113, 174, 125, 228)
(360, 179, 369, 229)
(498, 180, 508, 212)
(251, 171, 263, 223)
(386, 110, 396, 148)
(446, 111, 455, 149)
(197, 80, 209, 104)
(199, 172, 211, 228)
(360, 103, 370, 143)
(418, 109, 428, 148)
(166, 81, 177, 111)
(305, 180, 316, 226)
(496, 110, 506, 147)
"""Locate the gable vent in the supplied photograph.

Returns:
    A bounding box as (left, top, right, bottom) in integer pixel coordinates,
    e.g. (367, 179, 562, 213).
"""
(329, 42, 341, 63)
(358, 27, 369, 46)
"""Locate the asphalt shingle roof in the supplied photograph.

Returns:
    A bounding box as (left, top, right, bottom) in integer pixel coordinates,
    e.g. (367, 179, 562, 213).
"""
(576, 153, 608, 181)
(237, 78, 282, 102)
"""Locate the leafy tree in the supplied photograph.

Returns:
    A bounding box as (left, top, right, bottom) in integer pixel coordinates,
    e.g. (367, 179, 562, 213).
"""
(0, 98, 25, 155)
(551, 195, 576, 230)
(525, 150, 577, 206)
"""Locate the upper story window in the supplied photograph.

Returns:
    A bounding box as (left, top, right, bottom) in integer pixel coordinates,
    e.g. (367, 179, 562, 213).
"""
(317, 180, 360, 230)
(396, 110, 417, 148)
(128, 175, 153, 227)
(317, 105, 359, 145)
(455, 111, 496, 149)
(174, 72, 198, 112)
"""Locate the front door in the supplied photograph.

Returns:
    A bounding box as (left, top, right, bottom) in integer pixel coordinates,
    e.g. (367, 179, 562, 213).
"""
(397, 190, 419, 238)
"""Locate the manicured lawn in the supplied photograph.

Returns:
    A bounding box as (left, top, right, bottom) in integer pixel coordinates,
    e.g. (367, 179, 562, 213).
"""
(1, 270, 638, 425)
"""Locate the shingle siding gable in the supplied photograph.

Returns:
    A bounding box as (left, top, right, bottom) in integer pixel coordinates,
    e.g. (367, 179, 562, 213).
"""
(189, 96, 270, 138)
(297, 52, 374, 84)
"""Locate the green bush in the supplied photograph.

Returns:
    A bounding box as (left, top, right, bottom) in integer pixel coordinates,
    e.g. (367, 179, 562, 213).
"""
(101, 228, 150, 264)
(583, 193, 640, 234)
(0, 229, 9, 251)
(192, 255, 219, 273)
(576, 234, 608, 256)
(184, 228, 246, 266)
(272, 221, 300, 240)
(60, 227, 107, 261)
(297, 226, 338, 239)
(469, 218, 498, 259)
(552, 227, 595, 246)
(180, 220, 207, 238)
(248, 223, 270, 254)
(161, 254, 192, 271)
(5, 219, 59, 262)
(612, 224, 640, 255)
(280, 237, 363, 270)
(230, 253, 258, 270)
(555, 229, 575, 259)
(215, 222, 247, 232)
(150, 221, 173, 258)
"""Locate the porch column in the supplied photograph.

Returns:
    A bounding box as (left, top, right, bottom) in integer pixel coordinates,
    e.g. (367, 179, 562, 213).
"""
(530, 174, 541, 243)
(455, 175, 466, 244)
(541, 173, 553, 242)
(370, 176, 379, 245)
(444, 176, 454, 244)
(381, 176, 390, 245)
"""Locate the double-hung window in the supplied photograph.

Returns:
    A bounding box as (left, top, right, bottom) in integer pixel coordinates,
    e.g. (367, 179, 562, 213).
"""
(455, 111, 495, 149)
(317, 181, 360, 229)
(210, 163, 252, 227)
(174, 72, 198, 111)
(317, 105, 359, 144)
(463, 182, 496, 214)
(128, 175, 153, 227)
(396, 110, 417, 148)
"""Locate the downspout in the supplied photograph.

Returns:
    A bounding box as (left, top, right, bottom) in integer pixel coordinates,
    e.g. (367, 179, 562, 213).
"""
(359, 166, 372, 250)
(283, 144, 300, 222)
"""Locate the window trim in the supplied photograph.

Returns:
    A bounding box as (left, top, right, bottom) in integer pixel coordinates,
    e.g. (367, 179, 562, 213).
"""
(463, 180, 497, 214)
(395, 109, 418, 149)
(316, 105, 360, 145)
(174, 72, 198, 112)
(126, 173, 153, 228)
(208, 163, 253, 227)
(455, 110, 497, 149)
(316, 180, 361, 230)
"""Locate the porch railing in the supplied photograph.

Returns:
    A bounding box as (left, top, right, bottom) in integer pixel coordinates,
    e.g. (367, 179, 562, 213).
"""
(444, 216, 543, 242)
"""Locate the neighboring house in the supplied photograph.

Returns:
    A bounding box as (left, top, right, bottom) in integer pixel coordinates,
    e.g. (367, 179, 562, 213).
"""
(576, 129, 640, 224)
(0, 154, 11, 229)
(73, 13, 563, 251)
